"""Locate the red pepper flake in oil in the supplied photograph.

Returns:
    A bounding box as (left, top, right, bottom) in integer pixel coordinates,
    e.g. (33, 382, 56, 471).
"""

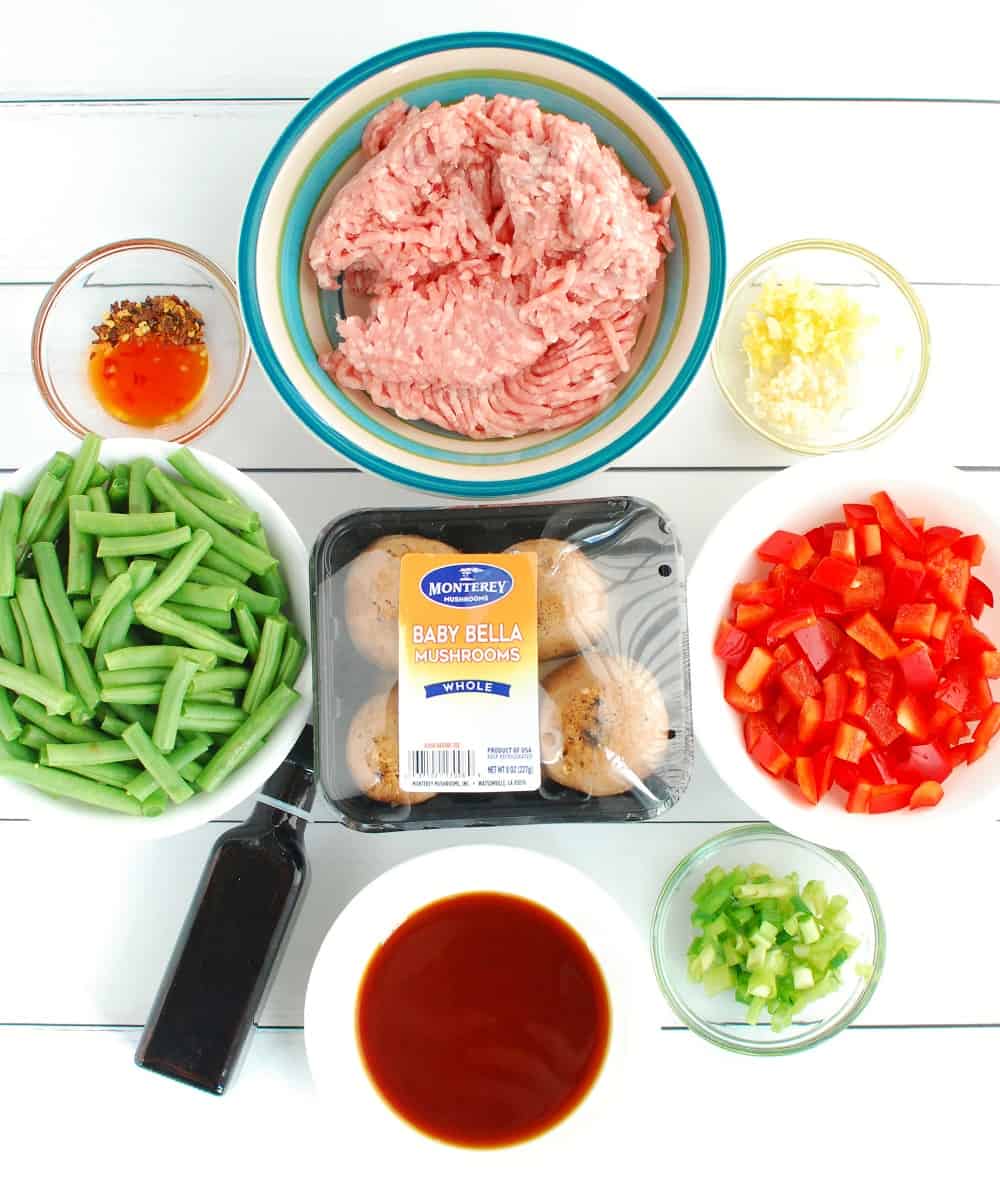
(88, 295, 209, 427)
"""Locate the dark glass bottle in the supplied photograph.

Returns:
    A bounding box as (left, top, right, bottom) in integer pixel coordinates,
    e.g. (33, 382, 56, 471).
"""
(135, 727, 314, 1095)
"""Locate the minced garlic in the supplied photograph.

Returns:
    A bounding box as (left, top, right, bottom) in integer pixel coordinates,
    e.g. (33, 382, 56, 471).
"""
(741, 276, 873, 440)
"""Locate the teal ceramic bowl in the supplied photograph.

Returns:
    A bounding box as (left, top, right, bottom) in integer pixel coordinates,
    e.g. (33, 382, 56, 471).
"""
(239, 33, 725, 497)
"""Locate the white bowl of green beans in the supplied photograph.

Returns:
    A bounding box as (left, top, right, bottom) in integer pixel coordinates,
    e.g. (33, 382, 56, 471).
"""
(0, 436, 311, 838)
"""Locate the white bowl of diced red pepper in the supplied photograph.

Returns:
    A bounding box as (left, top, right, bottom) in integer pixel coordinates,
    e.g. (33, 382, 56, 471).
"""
(688, 450, 1000, 852)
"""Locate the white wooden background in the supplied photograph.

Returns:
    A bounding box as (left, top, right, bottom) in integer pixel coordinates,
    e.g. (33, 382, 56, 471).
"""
(2, 4, 998, 1195)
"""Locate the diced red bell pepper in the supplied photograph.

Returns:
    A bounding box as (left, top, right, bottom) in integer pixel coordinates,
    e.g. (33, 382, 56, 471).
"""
(910, 780, 945, 809)
(807, 522, 848, 555)
(846, 685, 869, 719)
(845, 666, 867, 689)
(795, 756, 820, 804)
(969, 704, 1000, 764)
(743, 712, 769, 752)
(935, 669, 970, 715)
(897, 742, 952, 784)
(893, 603, 937, 640)
(765, 607, 818, 644)
(757, 530, 814, 571)
(967, 576, 994, 619)
(864, 698, 904, 748)
(830, 528, 857, 564)
(772, 692, 793, 726)
(867, 659, 897, 704)
(793, 618, 839, 674)
(814, 745, 835, 797)
(735, 602, 776, 630)
(896, 694, 930, 741)
(943, 715, 968, 749)
(981, 651, 1000, 679)
(878, 539, 906, 570)
(844, 503, 878, 529)
(911, 516, 926, 533)
(871, 491, 923, 558)
(928, 701, 958, 736)
(735, 646, 775, 693)
(725, 669, 766, 713)
(750, 729, 793, 777)
(949, 742, 973, 769)
(778, 658, 821, 708)
(773, 643, 800, 671)
(930, 609, 952, 641)
(858, 524, 882, 560)
(845, 611, 899, 661)
(714, 619, 754, 667)
(924, 546, 954, 581)
(964, 675, 994, 721)
(811, 556, 858, 593)
(886, 559, 926, 609)
(941, 615, 964, 663)
(833, 722, 868, 763)
(958, 623, 995, 662)
(846, 781, 872, 813)
(865, 748, 897, 784)
(952, 534, 985, 566)
(843, 565, 887, 612)
(938, 556, 971, 612)
(868, 783, 914, 814)
(822, 673, 847, 723)
(732, 580, 782, 605)
(922, 525, 963, 557)
(896, 641, 938, 693)
(797, 695, 824, 745)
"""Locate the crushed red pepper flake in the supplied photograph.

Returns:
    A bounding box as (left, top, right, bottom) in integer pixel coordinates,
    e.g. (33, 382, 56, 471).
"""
(92, 295, 205, 347)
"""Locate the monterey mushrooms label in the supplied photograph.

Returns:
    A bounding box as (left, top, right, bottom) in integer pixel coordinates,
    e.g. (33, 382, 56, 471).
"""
(398, 553, 540, 792)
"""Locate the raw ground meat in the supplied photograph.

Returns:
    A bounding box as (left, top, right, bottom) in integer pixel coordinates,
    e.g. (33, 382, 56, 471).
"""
(309, 94, 673, 439)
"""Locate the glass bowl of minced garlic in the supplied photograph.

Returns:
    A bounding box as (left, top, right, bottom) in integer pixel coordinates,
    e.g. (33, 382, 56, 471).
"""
(711, 240, 930, 454)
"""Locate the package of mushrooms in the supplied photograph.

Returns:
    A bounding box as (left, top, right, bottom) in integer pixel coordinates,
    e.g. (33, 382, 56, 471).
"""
(311, 497, 694, 831)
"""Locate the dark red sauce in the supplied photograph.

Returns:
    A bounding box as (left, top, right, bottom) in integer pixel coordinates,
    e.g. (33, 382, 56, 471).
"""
(356, 891, 610, 1149)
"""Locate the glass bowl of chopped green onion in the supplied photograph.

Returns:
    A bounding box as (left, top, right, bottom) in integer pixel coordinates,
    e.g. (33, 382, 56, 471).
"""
(711, 240, 930, 454)
(650, 825, 885, 1054)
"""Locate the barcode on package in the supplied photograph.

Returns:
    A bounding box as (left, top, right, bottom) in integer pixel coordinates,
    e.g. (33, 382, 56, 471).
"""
(407, 749, 475, 783)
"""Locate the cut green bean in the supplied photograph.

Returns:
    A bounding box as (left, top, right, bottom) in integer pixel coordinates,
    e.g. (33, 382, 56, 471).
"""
(109, 464, 131, 507)
(45, 739, 138, 767)
(108, 702, 156, 734)
(177, 703, 248, 734)
(169, 582, 238, 612)
(122, 722, 193, 803)
(0, 688, 22, 742)
(129, 458, 154, 515)
(199, 549, 252, 583)
(98, 525, 191, 559)
(233, 602, 260, 660)
(38, 432, 102, 543)
(16, 577, 65, 689)
(0, 597, 23, 665)
(67, 494, 95, 596)
(136, 606, 247, 664)
(98, 667, 170, 688)
(33, 541, 82, 645)
(94, 559, 156, 670)
(167, 448, 245, 505)
(89, 462, 110, 487)
(19, 725, 53, 751)
(0, 491, 22, 597)
(87, 487, 127, 578)
(198, 684, 299, 791)
(103, 644, 216, 672)
(55, 759, 141, 788)
(184, 568, 281, 617)
(242, 525, 289, 604)
(127, 732, 212, 800)
(74, 510, 177, 537)
(146, 469, 275, 576)
(90, 560, 109, 602)
(13, 695, 107, 744)
(81, 572, 133, 650)
(197, 690, 236, 705)
(142, 795, 167, 817)
(277, 631, 306, 689)
(0, 757, 142, 814)
(59, 643, 102, 715)
(17, 469, 64, 564)
(100, 715, 128, 736)
(9, 598, 36, 672)
(100, 685, 163, 706)
(72, 599, 94, 622)
(176, 482, 261, 533)
(0, 661, 75, 715)
(190, 667, 251, 695)
(0, 735, 36, 762)
(164, 602, 232, 631)
(243, 615, 287, 714)
(153, 658, 199, 753)
(134, 528, 213, 614)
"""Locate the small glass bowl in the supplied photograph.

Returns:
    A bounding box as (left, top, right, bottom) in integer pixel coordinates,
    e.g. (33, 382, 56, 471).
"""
(711, 239, 930, 454)
(32, 238, 250, 444)
(650, 825, 885, 1055)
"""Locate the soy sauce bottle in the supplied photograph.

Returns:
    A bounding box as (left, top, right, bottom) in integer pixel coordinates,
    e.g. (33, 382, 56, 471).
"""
(136, 726, 314, 1094)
